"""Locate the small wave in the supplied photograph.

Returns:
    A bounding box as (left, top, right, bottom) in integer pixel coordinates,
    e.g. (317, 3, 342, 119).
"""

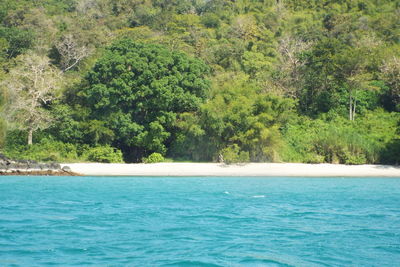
(224, 191, 230, 195)
(181, 214, 235, 221)
(252, 195, 265, 198)
(0, 218, 33, 224)
(41, 215, 76, 221)
(59, 247, 89, 254)
(56, 201, 81, 205)
(162, 260, 223, 267)
(374, 244, 400, 253)
(240, 256, 295, 267)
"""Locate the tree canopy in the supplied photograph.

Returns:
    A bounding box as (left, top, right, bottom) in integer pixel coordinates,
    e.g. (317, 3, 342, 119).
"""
(0, 0, 399, 164)
(79, 39, 210, 161)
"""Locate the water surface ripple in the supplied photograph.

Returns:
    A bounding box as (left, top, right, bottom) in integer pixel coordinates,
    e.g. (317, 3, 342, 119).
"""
(0, 177, 399, 266)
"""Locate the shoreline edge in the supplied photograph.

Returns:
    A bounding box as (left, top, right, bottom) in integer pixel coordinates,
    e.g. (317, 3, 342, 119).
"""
(59, 163, 400, 177)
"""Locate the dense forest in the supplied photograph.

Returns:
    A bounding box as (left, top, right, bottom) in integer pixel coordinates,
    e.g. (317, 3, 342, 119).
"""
(0, 0, 399, 164)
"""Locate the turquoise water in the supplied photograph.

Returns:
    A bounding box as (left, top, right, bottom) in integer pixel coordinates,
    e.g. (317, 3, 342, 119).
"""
(0, 177, 399, 266)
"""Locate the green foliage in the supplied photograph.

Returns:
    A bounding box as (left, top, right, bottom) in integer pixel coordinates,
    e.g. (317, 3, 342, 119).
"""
(220, 144, 250, 164)
(0, 86, 4, 149)
(83, 145, 124, 163)
(0, 0, 399, 165)
(142, 152, 165, 163)
(282, 110, 400, 164)
(203, 74, 294, 162)
(79, 39, 210, 162)
(0, 117, 5, 149)
(3, 138, 80, 162)
(172, 73, 295, 162)
(169, 111, 210, 161)
(201, 13, 220, 28)
(0, 27, 34, 58)
(381, 139, 400, 165)
(3, 131, 124, 163)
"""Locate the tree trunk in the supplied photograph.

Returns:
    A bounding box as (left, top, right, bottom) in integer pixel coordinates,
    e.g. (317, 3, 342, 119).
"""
(349, 94, 353, 120)
(28, 128, 33, 145)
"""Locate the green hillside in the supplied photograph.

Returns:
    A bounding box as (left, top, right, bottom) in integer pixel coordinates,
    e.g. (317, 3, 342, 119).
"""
(0, 0, 399, 164)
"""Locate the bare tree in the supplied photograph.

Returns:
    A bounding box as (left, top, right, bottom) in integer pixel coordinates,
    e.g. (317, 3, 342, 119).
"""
(381, 56, 400, 109)
(230, 15, 259, 41)
(3, 52, 60, 145)
(354, 32, 382, 50)
(274, 35, 312, 97)
(279, 36, 311, 70)
(275, 0, 288, 20)
(75, 0, 104, 18)
(55, 34, 92, 72)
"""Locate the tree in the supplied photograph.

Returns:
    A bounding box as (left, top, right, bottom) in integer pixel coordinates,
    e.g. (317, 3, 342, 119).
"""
(79, 39, 209, 161)
(0, 91, 5, 148)
(345, 71, 376, 121)
(3, 52, 60, 145)
(55, 34, 93, 72)
(338, 46, 380, 121)
(0, 26, 34, 59)
(274, 35, 312, 98)
(230, 15, 259, 41)
(173, 73, 295, 162)
(380, 56, 400, 111)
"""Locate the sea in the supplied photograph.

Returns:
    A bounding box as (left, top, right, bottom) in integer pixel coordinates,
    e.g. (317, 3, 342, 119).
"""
(0, 176, 399, 266)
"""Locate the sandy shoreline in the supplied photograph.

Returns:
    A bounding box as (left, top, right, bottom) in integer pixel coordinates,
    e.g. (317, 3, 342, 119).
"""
(60, 163, 400, 177)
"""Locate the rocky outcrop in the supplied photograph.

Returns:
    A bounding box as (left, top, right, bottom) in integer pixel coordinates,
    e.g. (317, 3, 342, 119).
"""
(0, 154, 80, 176)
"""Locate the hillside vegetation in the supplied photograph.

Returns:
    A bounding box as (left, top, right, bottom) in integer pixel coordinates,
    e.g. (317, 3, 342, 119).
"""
(0, 0, 399, 164)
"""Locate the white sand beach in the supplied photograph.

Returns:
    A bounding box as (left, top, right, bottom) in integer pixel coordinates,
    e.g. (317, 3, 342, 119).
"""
(61, 163, 400, 177)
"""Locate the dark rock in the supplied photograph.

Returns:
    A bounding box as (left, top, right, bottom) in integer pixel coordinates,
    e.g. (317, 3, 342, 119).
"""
(16, 162, 28, 169)
(62, 166, 72, 172)
(29, 163, 42, 170)
(40, 163, 49, 170)
(50, 162, 61, 170)
(53, 163, 61, 170)
(42, 163, 55, 170)
(0, 154, 70, 174)
(27, 160, 38, 167)
(7, 163, 18, 169)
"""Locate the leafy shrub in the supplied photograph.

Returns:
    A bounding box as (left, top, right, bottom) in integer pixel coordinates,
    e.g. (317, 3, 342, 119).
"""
(220, 144, 250, 164)
(282, 110, 399, 164)
(142, 152, 165, 163)
(380, 138, 400, 165)
(201, 14, 220, 28)
(0, 118, 5, 149)
(3, 132, 124, 163)
(84, 146, 124, 163)
(3, 137, 80, 162)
